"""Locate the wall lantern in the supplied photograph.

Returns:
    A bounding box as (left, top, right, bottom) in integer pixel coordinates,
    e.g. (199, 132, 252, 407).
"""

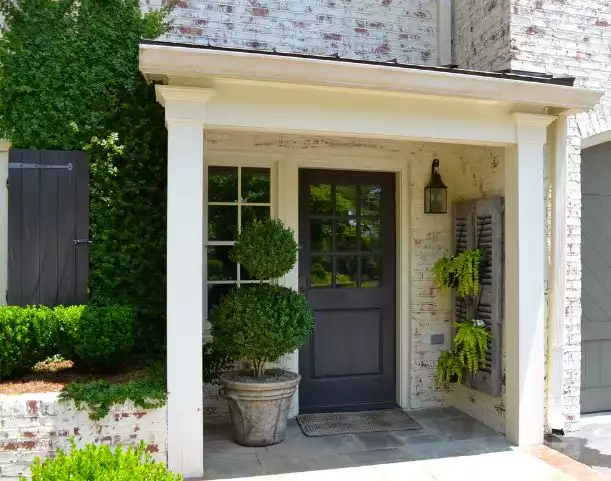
(424, 159, 447, 214)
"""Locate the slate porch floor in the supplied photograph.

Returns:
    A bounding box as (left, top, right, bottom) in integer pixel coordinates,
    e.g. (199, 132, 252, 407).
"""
(202, 407, 599, 481)
(545, 413, 611, 479)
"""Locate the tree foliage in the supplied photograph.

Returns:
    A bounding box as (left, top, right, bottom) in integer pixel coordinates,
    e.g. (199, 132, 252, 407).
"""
(0, 0, 173, 355)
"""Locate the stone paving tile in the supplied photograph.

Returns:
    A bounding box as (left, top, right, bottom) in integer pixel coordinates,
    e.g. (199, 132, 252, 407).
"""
(204, 453, 266, 480)
(352, 432, 405, 450)
(402, 439, 491, 460)
(346, 447, 416, 466)
(257, 450, 356, 475)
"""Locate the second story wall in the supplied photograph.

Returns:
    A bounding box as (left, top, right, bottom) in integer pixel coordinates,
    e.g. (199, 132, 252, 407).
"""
(143, 0, 447, 66)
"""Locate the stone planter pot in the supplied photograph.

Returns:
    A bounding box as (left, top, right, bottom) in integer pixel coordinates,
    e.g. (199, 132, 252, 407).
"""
(219, 369, 300, 447)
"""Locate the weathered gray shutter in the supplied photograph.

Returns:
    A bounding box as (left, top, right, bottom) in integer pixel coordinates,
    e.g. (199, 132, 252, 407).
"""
(471, 196, 504, 397)
(451, 200, 476, 327)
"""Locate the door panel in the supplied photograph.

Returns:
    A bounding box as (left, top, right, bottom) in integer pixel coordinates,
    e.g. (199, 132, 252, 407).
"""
(581, 143, 611, 413)
(298, 169, 396, 413)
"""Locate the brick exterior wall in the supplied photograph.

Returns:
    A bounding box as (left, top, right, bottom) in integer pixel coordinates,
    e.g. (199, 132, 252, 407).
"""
(453, 0, 511, 71)
(0, 394, 167, 480)
(142, 0, 441, 65)
(203, 131, 507, 432)
(452, 0, 611, 433)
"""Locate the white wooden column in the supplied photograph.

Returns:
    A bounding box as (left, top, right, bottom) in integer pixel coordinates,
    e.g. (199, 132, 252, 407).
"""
(505, 113, 556, 446)
(156, 85, 214, 479)
(0, 141, 10, 306)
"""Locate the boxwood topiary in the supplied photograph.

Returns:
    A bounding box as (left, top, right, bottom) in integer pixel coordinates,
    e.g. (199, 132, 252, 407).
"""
(210, 218, 314, 377)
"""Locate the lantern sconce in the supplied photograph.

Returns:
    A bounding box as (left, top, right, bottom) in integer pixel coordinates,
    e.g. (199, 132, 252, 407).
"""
(424, 159, 447, 214)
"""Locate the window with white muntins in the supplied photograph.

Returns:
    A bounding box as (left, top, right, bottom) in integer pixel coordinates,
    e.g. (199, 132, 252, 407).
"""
(205, 165, 273, 336)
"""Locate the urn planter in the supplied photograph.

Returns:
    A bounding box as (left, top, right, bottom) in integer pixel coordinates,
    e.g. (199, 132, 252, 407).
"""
(220, 370, 300, 447)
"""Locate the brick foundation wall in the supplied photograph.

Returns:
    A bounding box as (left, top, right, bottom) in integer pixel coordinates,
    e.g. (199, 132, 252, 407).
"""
(203, 131, 507, 432)
(0, 394, 167, 480)
(141, 0, 441, 65)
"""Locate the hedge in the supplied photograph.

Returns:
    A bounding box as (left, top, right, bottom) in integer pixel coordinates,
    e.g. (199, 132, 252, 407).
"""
(0, 305, 135, 379)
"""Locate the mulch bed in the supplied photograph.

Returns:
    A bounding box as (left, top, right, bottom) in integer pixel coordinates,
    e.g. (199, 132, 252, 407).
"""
(0, 361, 148, 395)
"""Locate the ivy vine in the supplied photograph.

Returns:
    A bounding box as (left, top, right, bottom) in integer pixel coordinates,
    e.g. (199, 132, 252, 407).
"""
(0, 0, 175, 356)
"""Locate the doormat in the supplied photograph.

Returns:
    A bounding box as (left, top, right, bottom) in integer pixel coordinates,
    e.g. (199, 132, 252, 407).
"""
(296, 409, 421, 437)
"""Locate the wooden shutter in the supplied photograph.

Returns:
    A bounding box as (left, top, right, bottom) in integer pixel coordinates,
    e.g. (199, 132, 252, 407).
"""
(471, 196, 504, 397)
(451, 200, 476, 327)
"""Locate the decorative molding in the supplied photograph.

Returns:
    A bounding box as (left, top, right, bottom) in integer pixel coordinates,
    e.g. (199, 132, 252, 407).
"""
(155, 85, 215, 106)
(513, 113, 557, 145)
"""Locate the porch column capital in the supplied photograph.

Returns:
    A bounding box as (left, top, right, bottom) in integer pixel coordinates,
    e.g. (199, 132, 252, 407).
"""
(512, 113, 557, 145)
(155, 85, 215, 124)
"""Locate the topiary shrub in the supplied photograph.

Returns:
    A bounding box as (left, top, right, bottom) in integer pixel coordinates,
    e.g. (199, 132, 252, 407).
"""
(23, 439, 181, 481)
(210, 219, 314, 377)
(0, 306, 56, 379)
(71, 305, 135, 373)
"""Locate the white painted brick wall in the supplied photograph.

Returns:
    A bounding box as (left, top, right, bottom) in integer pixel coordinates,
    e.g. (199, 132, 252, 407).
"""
(204, 131, 507, 432)
(453, 0, 511, 71)
(142, 0, 441, 65)
(0, 394, 167, 481)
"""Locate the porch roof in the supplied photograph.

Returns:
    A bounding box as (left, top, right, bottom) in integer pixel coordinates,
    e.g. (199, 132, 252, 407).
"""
(139, 40, 601, 115)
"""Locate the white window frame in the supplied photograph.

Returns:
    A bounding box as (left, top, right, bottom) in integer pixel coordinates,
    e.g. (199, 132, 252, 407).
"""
(204, 153, 278, 337)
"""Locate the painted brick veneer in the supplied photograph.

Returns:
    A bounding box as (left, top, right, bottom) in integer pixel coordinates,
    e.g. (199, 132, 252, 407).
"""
(202, 131, 507, 433)
(142, 0, 440, 65)
(0, 394, 167, 480)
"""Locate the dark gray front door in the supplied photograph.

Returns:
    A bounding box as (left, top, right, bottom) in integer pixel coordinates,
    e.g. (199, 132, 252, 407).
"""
(298, 169, 396, 413)
(581, 142, 611, 413)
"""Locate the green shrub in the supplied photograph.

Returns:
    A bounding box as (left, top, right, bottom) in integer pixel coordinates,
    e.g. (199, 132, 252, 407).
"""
(59, 364, 166, 420)
(210, 219, 314, 377)
(23, 439, 181, 481)
(202, 341, 234, 384)
(52, 305, 86, 362)
(0, 306, 55, 379)
(70, 305, 135, 372)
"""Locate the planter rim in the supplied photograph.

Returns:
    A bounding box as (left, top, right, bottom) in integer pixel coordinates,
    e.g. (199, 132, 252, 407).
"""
(220, 370, 301, 391)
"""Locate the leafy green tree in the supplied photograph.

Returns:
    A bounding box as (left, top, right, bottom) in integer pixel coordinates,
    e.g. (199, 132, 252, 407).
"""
(0, 0, 173, 356)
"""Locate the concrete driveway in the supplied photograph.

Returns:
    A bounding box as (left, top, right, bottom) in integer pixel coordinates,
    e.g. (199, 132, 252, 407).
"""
(546, 413, 611, 479)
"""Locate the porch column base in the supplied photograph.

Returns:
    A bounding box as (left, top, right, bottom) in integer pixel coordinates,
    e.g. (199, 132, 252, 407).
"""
(158, 86, 214, 478)
(505, 113, 556, 446)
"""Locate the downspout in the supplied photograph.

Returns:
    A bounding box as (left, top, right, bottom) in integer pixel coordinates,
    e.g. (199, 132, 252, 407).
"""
(547, 116, 568, 433)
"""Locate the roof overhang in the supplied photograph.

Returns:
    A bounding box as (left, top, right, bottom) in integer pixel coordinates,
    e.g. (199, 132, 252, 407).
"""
(139, 42, 602, 116)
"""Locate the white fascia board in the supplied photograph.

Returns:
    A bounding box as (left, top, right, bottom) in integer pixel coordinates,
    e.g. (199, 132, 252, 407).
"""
(140, 44, 602, 113)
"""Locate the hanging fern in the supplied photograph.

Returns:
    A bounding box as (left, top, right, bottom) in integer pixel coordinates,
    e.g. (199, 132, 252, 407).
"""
(452, 319, 492, 373)
(434, 350, 464, 389)
(431, 248, 480, 298)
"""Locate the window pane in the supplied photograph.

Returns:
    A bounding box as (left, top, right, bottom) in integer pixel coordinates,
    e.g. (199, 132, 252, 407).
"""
(241, 167, 270, 203)
(336, 255, 358, 288)
(362, 185, 382, 216)
(335, 218, 358, 252)
(208, 284, 235, 318)
(309, 184, 332, 215)
(361, 255, 381, 288)
(311, 219, 332, 252)
(336, 185, 357, 216)
(208, 206, 237, 241)
(360, 218, 381, 251)
(242, 206, 270, 229)
(310, 256, 332, 289)
(208, 166, 238, 202)
(207, 246, 237, 281)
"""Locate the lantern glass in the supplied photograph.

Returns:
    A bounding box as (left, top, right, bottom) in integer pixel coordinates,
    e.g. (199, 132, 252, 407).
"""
(425, 186, 447, 214)
(424, 159, 447, 214)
